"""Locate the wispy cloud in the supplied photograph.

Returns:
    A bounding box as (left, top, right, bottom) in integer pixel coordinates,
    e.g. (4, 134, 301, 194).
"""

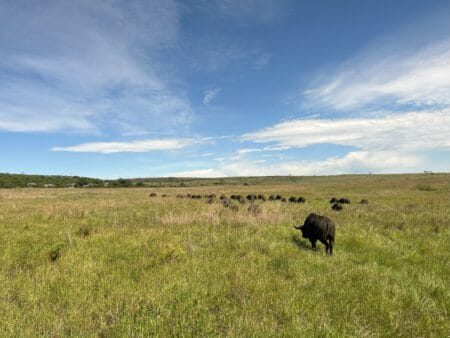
(52, 138, 198, 154)
(167, 150, 423, 177)
(302, 38, 450, 112)
(216, 0, 291, 24)
(243, 110, 450, 152)
(203, 88, 221, 105)
(0, 0, 192, 134)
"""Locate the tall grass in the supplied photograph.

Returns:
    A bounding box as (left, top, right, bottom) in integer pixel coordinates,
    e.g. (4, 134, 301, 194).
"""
(0, 174, 449, 336)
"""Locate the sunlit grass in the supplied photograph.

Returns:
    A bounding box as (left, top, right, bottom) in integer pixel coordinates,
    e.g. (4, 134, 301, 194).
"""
(0, 174, 449, 336)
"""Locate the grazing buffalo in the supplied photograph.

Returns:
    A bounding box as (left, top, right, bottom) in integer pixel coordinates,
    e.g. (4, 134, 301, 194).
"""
(149, 192, 157, 197)
(289, 196, 297, 203)
(359, 199, 369, 205)
(275, 195, 283, 200)
(330, 197, 338, 204)
(258, 194, 266, 201)
(338, 198, 351, 204)
(191, 195, 202, 199)
(246, 194, 257, 201)
(237, 196, 246, 204)
(297, 197, 306, 203)
(219, 194, 227, 200)
(331, 203, 343, 211)
(268, 195, 276, 201)
(294, 213, 335, 254)
(281, 198, 287, 202)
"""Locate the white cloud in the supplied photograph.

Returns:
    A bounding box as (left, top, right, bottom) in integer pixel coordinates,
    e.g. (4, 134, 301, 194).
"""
(52, 139, 197, 154)
(168, 168, 226, 178)
(203, 88, 221, 105)
(167, 150, 423, 177)
(303, 38, 450, 111)
(0, 0, 192, 134)
(242, 110, 450, 152)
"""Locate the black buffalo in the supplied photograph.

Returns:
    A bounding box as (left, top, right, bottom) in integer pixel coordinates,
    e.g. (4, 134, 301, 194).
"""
(294, 213, 335, 254)
(330, 197, 338, 204)
(331, 203, 343, 211)
(297, 197, 306, 203)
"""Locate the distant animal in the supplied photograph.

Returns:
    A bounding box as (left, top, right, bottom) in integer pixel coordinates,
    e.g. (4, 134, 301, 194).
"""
(176, 194, 184, 198)
(294, 213, 335, 254)
(281, 198, 287, 202)
(331, 203, 343, 211)
(246, 194, 257, 201)
(257, 194, 266, 201)
(330, 197, 338, 204)
(149, 192, 157, 197)
(219, 194, 227, 200)
(275, 195, 283, 200)
(162, 194, 169, 198)
(297, 197, 306, 203)
(289, 196, 297, 203)
(191, 195, 202, 199)
(237, 196, 246, 204)
(359, 199, 369, 205)
(207, 197, 216, 204)
(268, 195, 276, 201)
(338, 198, 350, 204)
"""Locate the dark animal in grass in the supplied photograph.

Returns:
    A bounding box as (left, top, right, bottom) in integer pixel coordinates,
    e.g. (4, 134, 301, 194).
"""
(207, 197, 216, 204)
(268, 195, 276, 201)
(237, 196, 246, 204)
(191, 195, 202, 199)
(275, 194, 283, 200)
(338, 198, 350, 204)
(330, 197, 338, 204)
(297, 197, 306, 203)
(359, 199, 369, 205)
(149, 192, 157, 198)
(220, 194, 227, 200)
(294, 213, 335, 254)
(289, 196, 297, 203)
(281, 198, 287, 202)
(162, 194, 169, 198)
(331, 203, 343, 211)
(258, 194, 266, 201)
(246, 194, 257, 201)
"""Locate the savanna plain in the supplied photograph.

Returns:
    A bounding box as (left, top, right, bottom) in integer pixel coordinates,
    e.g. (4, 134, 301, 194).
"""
(0, 174, 449, 337)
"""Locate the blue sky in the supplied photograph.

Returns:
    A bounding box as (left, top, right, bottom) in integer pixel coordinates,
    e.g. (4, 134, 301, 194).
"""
(1, 0, 449, 178)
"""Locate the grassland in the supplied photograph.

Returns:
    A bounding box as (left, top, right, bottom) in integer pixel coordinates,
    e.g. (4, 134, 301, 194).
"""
(0, 174, 449, 336)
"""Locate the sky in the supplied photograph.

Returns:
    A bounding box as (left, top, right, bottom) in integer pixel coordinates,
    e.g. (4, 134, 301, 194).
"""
(1, 0, 450, 178)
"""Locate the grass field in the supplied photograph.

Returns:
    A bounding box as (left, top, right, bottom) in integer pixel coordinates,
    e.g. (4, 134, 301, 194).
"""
(0, 174, 449, 336)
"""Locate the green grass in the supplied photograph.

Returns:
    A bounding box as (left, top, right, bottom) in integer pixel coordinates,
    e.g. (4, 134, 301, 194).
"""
(0, 174, 449, 336)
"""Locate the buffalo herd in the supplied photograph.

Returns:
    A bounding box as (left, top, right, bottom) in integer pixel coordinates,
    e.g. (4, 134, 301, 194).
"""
(148, 191, 370, 255)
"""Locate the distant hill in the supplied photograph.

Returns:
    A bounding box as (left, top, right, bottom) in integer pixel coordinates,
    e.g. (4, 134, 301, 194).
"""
(0, 172, 447, 189)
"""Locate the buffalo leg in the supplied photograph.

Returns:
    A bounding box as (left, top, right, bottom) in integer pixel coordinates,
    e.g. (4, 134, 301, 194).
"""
(328, 238, 333, 255)
(309, 239, 317, 250)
